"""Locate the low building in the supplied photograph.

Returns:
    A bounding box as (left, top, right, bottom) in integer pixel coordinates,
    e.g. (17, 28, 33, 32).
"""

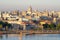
(57, 12, 60, 18)
(7, 15, 19, 21)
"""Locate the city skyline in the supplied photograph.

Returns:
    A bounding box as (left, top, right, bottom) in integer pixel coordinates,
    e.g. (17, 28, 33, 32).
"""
(0, 0, 60, 11)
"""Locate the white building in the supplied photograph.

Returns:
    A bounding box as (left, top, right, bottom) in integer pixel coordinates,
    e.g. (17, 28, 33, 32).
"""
(7, 15, 19, 21)
(2, 12, 10, 20)
(0, 11, 2, 18)
(27, 6, 32, 15)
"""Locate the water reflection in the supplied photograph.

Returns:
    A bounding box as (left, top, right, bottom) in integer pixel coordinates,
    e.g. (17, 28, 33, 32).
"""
(0, 35, 3, 40)
(0, 34, 60, 40)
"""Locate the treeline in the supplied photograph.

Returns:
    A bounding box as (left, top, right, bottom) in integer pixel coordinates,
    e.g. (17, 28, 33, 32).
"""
(43, 23, 56, 30)
(37, 23, 60, 30)
(0, 21, 60, 31)
(33, 23, 60, 31)
(0, 21, 12, 31)
(43, 23, 60, 30)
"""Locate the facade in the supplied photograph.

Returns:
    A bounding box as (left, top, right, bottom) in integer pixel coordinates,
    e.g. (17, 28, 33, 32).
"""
(2, 12, 10, 20)
(21, 11, 27, 16)
(27, 6, 32, 15)
(7, 15, 19, 21)
(0, 11, 2, 18)
(11, 10, 19, 15)
(57, 12, 60, 18)
(53, 17, 57, 23)
(41, 10, 49, 17)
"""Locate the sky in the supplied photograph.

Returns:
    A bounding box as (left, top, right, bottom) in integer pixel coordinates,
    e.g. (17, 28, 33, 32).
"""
(0, 0, 60, 11)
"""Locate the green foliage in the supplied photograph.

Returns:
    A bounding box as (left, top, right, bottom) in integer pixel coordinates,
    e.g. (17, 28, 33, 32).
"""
(0, 21, 12, 31)
(0, 21, 4, 24)
(56, 23, 60, 30)
(34, 27, 42, 30)
(49, 23, 56, 30)
(43, 23, 50, 30)
(43, 23, 56, 30)
(0, 24, 2, 28)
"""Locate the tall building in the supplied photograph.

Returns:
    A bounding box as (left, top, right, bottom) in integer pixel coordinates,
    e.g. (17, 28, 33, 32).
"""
(27, 6, 32, 15)
(0, 11, 1, 18)
(0, 11, 2, 18)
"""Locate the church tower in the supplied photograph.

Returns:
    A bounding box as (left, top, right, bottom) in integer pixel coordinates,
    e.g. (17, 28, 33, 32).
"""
(27, 6, 32, 15)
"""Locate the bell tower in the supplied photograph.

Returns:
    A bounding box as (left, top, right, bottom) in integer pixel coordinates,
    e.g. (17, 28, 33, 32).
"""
(27, 6, 32, 15)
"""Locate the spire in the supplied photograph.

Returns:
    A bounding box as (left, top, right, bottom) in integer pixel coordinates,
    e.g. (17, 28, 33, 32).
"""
(28, 6, 32, 12)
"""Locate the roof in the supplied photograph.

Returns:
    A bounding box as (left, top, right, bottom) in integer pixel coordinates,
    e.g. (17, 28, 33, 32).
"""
(40, 16, 52, 21)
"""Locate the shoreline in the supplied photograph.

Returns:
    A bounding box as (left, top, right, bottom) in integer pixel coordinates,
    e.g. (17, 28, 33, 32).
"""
(0, 30, 60, 34)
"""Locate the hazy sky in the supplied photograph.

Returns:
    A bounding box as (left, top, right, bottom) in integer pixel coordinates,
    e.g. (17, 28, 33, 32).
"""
(0, 0, 60, 11)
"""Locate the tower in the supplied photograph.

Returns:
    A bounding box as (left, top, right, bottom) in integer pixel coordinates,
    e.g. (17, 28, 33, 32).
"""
(27, 6, 32, 15)
(28, 6, 32, 12)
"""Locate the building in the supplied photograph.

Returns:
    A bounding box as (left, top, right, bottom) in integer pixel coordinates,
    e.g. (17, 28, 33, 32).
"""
(57, 11, 60, 18)
(53, 17, 57, 23)
(42, 10, 49, 17)
(27, 6, 32, 15)
(11, 10, 19, 15)
(2, 11, 10, 20)
(7, 15, 19, 21)
(21, 11, 27, 16)
(0, 11, 2, 18)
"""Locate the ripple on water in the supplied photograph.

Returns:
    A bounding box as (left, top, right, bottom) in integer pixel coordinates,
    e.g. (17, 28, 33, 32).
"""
(0, 34, 60, 40)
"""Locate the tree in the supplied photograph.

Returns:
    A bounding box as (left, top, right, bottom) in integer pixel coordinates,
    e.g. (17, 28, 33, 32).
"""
(56, 23, 60, 30)
(49, 23, 56, 30)
(43, 23, 49, 30)
(0, 24, 2, 28)
(0, 24, 2, 30)
(4, 22, 12, 30)
(0, 21, 12, 31)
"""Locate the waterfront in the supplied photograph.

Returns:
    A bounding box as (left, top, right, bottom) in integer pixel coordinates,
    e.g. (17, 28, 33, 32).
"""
(0, 34, 60, 40)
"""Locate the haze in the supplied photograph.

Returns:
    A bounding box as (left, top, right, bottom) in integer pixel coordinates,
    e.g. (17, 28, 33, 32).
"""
(0, 0, 60, 11)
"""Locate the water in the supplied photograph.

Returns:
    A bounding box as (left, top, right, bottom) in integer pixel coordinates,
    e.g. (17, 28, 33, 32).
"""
(0, 34, 60, 40)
